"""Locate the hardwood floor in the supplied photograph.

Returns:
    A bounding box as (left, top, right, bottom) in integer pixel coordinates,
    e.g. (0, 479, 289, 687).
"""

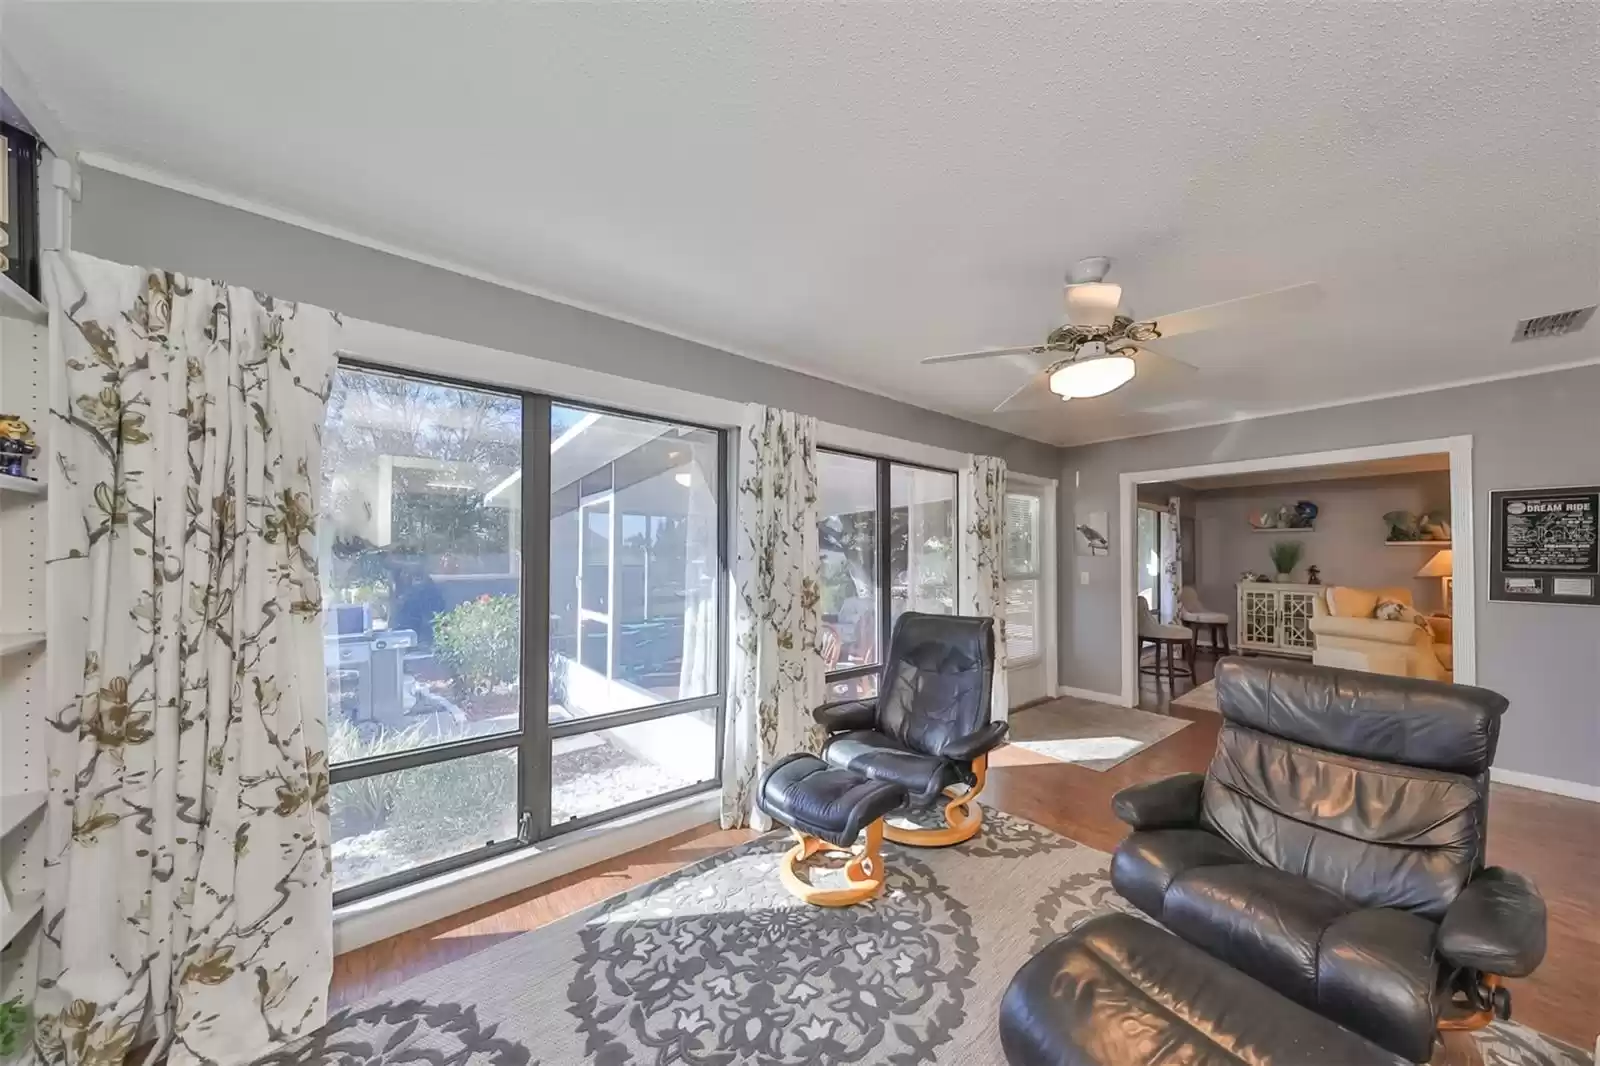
(332, 649, 1600, 1053)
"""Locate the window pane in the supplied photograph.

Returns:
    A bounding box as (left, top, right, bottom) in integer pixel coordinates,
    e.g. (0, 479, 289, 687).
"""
(330, 749, 519, 891)
(1005, 579, 1040, 661)
(550, 406, 720, 723)
(1006, 493, 1041, 575)
(823, 672, 879, 704)
(552, 708, 717, 825)
(321, 368, 523, 760)
(819, 452, 880, 671)
(890, 465, 957, 627)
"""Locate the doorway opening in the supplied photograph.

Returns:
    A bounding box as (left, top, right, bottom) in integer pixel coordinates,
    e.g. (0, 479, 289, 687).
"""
(1116, 437, 1475, 707)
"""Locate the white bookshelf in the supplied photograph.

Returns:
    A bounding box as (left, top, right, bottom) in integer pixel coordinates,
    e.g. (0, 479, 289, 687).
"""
(1, 275, 49, 1015)
(0, 276, 46, 325)
(0, 892, 43, 948)
(0, 792, 44, 839)
(0, 474, 45, 496)
(0, 633, 44, 657)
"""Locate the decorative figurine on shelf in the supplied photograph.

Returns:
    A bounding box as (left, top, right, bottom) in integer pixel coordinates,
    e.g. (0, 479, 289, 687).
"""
(1418, 510, 1452, 541)
(1239, 570, 1270, 583)
(1291, 500, 1319, 528)
(1383, 509, 1421, 542)
(0, 415, 37, 480)
(1306, 565, 1322, 585)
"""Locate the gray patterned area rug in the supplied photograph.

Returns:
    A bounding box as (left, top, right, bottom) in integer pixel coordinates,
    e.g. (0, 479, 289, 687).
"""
(258, 812, 1585, 1066)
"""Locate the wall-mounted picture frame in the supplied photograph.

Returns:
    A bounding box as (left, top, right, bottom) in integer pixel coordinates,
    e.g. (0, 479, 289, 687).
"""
(1489, 485, 1600, 606)
(1075, 508, 1109, 557)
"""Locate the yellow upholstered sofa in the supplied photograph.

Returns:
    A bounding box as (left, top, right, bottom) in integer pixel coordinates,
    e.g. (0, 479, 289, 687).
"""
(1308, 586, 1453, 683)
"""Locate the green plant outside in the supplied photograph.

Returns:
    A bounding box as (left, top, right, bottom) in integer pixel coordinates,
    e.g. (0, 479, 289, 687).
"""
(433, 594, 521, 699)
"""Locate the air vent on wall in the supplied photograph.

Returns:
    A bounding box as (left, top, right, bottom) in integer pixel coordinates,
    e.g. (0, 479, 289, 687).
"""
(1512, 305, 1595, 342)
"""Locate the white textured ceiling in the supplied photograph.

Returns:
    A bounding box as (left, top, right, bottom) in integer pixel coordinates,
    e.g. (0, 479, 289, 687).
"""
(10, 2, 1599, 446)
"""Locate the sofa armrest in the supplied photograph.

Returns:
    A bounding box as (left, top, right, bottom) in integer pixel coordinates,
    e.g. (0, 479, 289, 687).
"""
(1438, 868, 1547, 977)
(1307, 616, 1423, 646)
(813, 699, 878, 733)
(939, 721, 1009, 762)
(1111, 773, 1206, 830)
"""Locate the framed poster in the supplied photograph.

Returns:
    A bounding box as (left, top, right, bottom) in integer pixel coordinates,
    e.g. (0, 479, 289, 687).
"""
(1489, 486, 1600, 605)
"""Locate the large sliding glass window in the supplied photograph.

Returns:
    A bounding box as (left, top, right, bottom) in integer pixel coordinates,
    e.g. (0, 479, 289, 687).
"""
(818, 450, 956, 703)
(322, 365, 725, 901)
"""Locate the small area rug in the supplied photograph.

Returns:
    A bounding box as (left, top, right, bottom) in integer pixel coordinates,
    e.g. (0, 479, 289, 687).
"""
(1006, 697, 1189, 770)
(255, 812, 1583, 1065)
(1172, 678, 1219, 712)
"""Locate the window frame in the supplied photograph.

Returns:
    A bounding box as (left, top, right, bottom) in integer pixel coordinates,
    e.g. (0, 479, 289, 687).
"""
(326, 360, 729, 906)
(1003, 490, 1044, 666)
(817, 446, 959, 693)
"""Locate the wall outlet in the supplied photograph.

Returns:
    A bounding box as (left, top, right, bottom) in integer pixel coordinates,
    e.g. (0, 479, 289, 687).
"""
(1080, 571, 1090, 585)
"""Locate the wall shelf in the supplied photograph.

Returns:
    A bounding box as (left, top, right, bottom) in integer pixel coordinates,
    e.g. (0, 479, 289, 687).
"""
(0, 275, 46, 324)
(1386, 541, 1452, 546)
(1, 891, 44, 947)
(0, 632, 45, 657)
(0, 473, 45, 496)
(1249, 527, 1316, 534)
(0, 791, 44, 838)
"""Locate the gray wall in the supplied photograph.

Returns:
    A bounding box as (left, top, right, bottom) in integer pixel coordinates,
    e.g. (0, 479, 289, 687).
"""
(1190, 472, 1453, 626)
(72, 168, 1060, 477)
(1059, 363, 1600, 786)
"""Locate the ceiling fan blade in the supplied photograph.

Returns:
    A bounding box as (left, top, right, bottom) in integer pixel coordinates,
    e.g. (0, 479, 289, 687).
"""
(1131, 343, 1197, 372)
(1147, 282, 1323, 340)
(992, 373, 1065, 414)
(922, 344, 1043, 365)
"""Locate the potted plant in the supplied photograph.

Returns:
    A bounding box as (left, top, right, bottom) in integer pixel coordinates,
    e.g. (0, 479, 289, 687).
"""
(1267, 540, 1304, 583)
(0, 997, 28, 1057)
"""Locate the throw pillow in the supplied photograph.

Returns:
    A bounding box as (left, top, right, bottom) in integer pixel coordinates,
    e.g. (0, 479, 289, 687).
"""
(1375, 599, 1434, 637)
(1328, 587, 1380, 618)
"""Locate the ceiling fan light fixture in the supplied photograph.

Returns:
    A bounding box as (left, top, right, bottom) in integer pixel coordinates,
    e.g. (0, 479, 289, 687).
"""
(1049, 353, 1136, 399)
(1064, 281, 1123, 328)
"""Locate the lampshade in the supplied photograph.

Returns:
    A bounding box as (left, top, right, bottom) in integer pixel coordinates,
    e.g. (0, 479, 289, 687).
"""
(1049, 355, 1137, 399)
(1416, 549, 1453, 578)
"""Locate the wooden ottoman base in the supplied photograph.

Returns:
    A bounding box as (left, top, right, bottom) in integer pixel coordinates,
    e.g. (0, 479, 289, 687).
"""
(883, 754, 987, 848)
(778, 819, 886, 907)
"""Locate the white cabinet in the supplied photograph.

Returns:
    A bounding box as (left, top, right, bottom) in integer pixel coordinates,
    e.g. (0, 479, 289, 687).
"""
(1236, 583, 1320, 658)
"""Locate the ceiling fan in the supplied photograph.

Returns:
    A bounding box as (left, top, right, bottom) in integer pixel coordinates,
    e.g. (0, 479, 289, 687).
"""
(921, 258, 1322, 413)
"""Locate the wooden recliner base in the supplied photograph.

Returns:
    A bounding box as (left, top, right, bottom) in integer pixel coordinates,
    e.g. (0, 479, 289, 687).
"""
(778, 818, 887, 907)
(883, 755, 988, 848)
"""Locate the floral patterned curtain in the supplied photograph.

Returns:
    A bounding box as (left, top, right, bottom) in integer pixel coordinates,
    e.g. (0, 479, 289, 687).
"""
(958, 455, 1008, 720)
(1161, 495, 1182, 623)
(38, 253, 338, 1066)
(720, 406, 823, 831)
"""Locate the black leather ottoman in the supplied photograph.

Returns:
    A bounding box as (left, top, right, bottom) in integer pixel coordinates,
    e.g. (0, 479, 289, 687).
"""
(998, 914, 1410, 1066)
(758, 752, 906, 906)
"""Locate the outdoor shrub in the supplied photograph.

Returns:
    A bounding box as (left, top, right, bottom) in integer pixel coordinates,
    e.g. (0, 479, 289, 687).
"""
(388, 748, 519, 853)
(327, 717, 431, 837)
(434, 594, 521, 698)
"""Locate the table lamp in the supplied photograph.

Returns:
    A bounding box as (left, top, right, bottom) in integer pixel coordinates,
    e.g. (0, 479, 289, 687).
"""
(1416, 549, 1453, 615)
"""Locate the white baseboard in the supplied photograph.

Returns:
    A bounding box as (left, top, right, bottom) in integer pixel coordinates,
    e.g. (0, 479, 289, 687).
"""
(1056, 685, 1130, 707)
(333, 792, 721, 954)
(1492, 769, 1600, 803)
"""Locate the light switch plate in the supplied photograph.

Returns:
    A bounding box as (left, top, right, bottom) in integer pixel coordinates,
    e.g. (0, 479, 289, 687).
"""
(1080, 571, 1090, 585)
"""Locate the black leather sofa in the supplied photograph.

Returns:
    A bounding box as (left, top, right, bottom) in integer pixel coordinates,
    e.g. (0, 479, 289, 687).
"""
(815, 612, 1008, 846)
(1111, 658, 1547, 1063)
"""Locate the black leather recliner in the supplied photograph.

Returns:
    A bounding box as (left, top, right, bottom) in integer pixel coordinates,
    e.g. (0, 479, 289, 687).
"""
(1112, 657, 1547, 1064)
(815, 612, 1008, 846)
